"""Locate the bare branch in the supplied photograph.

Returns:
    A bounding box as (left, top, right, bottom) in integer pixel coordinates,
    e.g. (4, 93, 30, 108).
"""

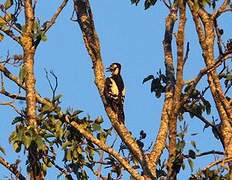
(0, 156, 26, 180)
(183, 105, 225, 148)
(0, 89, 26, 100)
(184, 150, 224, 159)
(181, 53, 232, 106)
(0, 27, 21, 44)
(0, 63, 52, 107)
(0, 101, 23, 116)
(49, 160, 73, 179)
(183, 42, 190, 65)
(42, 0, 69, 33)
(44, 69, 58, 101)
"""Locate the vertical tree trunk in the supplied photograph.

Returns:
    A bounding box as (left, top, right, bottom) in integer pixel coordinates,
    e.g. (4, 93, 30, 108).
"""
(22, 0, 44, 179)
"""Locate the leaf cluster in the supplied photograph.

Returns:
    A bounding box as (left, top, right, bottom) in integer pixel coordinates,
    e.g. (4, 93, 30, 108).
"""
(143, 70, 167, 98)
(131, 0, 157, 10)
(8, 94, 114, 178)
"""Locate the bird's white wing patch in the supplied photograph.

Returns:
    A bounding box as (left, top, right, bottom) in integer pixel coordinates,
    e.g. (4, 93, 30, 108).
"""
(109, 78, 119, 96)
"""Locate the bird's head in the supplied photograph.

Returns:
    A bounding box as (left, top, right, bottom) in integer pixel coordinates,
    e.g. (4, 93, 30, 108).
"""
(106, 63, 121, 75)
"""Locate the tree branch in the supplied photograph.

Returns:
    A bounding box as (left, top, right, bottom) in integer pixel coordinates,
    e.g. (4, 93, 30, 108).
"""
(149, 7, 177, 177)
(184, 150, 224, 159)
(65, 117, 144, 180)
(0, 156, 26, 180)
(183, 105, 225, 148)
(42, 0, 69, 34)
(203, 156, 232, 171)
(0, 63, 52, 107)
(0, 27, 21, 44)
(167, 3, 186, 178)
(72, 0, 146, 172)
(212, 0, 232, 19)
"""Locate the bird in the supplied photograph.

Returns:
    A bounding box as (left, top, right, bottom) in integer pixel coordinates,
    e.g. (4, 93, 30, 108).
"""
(104, 63, 125, 124)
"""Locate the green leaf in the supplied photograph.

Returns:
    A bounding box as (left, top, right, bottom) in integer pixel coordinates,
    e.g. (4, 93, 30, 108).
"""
(62, 141, 72, 149)
(131, 0, 140, 5)
(188, 158, 194, 172)
(35, 137, 45, 151)
(76, 146, 82, 154)
(19, 65, 26, 83)
(204, 100, 211, 115)
(40, 33, 47, 42)
(41, 104, 53, 113)
(12, 116, 24, 125)
(0, 18, 6, 27)
(95, 116, 103, 124)
(212, 128, 220, 140)
(188, 150, 196, 159)
(145, 0, 157, 10)
(53, 94, 62, 102)
(9, 131, 17, 143)
(190, 140, 199, 152)
(181, 162, 185, 170)
(66, 150, 72, 161)
(13, 142, 21, 152)
(42, 163, 47, 174)
(142, 75, 154, 84)
(23, 134, 32, 149)
(4, 0, 13, 10)
(92, 123, 101, 132)
(0, 33, 4, 41)
(176, 140, 185, 151)
(0, 146, 6, 155)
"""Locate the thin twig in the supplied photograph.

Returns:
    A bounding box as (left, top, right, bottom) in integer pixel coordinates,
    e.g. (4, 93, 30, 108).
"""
(181, 53, 232, 106)
(183, 42, 190, 65)
(44, 69, 58, 101)
(183, 105, 225, 148)
(184, 150, 224, 158)
(0, 101, 24, 116)
(43, 0, 69, 33)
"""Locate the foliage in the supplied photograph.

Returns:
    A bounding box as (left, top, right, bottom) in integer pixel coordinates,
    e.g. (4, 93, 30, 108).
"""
(0, 0, 231, 179)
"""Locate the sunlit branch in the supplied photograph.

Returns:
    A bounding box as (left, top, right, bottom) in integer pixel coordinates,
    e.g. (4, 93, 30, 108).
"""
(0, 89, 25, 100)
(203, 156, 232, 171)
(65, 117, 143, 180)
(72, 0, 146, 173)
(212, 0, 232, 19)
(149, 7, 177, 177)
(0, 63, 52, 108)
(181, 53, 232, 107)
(42, 0, 69, 34)
(0, 27, 21, 44)
(0, 156, 26, 180)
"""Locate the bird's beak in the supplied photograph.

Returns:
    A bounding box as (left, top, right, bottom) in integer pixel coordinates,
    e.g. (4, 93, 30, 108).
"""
(106, 67, 111, 72)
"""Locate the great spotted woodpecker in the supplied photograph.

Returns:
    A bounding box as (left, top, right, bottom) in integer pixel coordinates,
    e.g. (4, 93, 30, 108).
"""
(104, 63, 125, 123)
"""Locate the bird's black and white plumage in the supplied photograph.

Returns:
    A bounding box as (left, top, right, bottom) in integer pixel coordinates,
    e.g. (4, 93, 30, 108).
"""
(104, 63, 125, 123)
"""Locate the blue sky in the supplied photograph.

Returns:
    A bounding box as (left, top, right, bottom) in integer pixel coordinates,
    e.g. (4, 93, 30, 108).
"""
(0, 0, 231, 179)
